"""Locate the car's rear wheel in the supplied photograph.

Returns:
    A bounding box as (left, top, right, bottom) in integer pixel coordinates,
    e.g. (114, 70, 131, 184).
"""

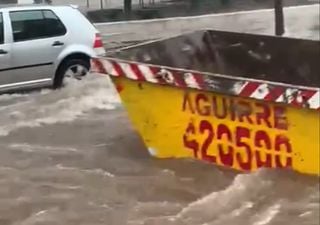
(54, 58, 90, 89)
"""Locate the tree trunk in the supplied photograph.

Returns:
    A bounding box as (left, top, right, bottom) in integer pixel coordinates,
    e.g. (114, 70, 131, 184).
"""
(124, 0, 132, 18)
(274, 0, 285, 36)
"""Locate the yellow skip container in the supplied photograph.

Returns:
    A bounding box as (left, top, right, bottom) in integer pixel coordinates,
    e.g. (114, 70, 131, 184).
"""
(92, 30, 320, 176)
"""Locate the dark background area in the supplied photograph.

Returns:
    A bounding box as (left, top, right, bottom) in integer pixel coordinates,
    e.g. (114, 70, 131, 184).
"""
(87, 0, 318, 22)
(0, 0, 18, 3)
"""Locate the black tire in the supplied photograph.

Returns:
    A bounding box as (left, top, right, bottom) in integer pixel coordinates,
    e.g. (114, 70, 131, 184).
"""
(53, 58, 90, 89)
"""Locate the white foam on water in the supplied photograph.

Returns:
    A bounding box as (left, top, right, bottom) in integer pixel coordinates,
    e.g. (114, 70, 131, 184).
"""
(0, 74, 120, 136)
(174, 169, 274, 225)
(0, 87, 53, 107)
(128, 169, 283, 225)
(16, 207, 62, 225)
(252, 203, 281, 225)
(55, 164, 115, 178)
(131, 201, 183, 218)
(299, 211, 312, 218)
(0, 93, 25, 102)
(8, 143, 79, 153)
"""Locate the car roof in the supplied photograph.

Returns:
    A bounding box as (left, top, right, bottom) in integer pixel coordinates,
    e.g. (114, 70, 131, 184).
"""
(0, 4, 77, 11)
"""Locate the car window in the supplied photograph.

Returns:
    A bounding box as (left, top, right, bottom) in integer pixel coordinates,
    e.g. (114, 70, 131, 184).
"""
(42, 10, 67, 37)
(10, 10, 67, 42)
(0, 13, 4, 44)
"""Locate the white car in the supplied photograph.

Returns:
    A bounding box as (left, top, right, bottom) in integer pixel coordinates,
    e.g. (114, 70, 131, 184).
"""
(0, 4, 105, 93)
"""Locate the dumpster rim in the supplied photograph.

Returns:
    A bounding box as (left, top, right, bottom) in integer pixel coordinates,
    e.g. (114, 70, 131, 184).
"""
(91, 57, 320, 111)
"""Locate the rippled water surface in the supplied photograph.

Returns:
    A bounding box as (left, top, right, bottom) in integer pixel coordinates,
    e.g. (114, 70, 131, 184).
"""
(0, 4, 320, 225)
(0, 75, 318, 225)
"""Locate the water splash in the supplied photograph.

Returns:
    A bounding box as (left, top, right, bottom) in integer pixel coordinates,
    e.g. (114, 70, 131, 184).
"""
(175, 170, 273, 224)
(0, 74, 120, 136)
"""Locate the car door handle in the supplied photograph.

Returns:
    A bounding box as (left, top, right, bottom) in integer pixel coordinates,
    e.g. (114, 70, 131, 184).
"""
(0, 49, 8, 55)
(52, 41, 64, 46)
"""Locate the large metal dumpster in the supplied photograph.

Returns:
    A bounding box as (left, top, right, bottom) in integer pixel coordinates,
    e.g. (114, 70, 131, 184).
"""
(91, 30, 320, 176)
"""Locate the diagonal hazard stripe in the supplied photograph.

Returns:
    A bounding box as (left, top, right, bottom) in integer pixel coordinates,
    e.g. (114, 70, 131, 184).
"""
(264, 86, 285, 101)
(308, 91, 320, 109)
(137, 64, 158, 83)
(184, 72, 200, 89)
(172, 71, 187, 87)
(110, 60, 125, 77)
(192, 72, 205, 90)
(290, 89, 319, 107)
(91, 58, 106, 74)
(129, 63, 146, 81)
(100, 59, 120, 76)
(238, 81, 261, 97)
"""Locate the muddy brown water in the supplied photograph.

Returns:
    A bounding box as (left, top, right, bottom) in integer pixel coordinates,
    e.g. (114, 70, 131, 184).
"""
(0, 4, 319, 224)
(0, 75, 318, 225)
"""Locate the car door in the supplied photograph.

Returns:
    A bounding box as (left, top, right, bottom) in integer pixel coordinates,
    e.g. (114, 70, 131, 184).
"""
(0, 11, 13, 89)
(7, 9, 67, 86)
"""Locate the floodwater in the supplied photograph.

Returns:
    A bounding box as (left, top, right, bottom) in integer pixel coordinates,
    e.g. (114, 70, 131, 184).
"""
(0, 75, 318, 225)
(0, 4, 320, 225)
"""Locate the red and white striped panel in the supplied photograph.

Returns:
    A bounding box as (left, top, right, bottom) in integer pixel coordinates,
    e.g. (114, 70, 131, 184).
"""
(91, 58, 206, 89)
(236, 81, 320, 110)
(91, 58, 320, 110)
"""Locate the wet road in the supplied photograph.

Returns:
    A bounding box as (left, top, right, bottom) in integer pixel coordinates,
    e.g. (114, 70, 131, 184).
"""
(0, 5, 319, 225)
